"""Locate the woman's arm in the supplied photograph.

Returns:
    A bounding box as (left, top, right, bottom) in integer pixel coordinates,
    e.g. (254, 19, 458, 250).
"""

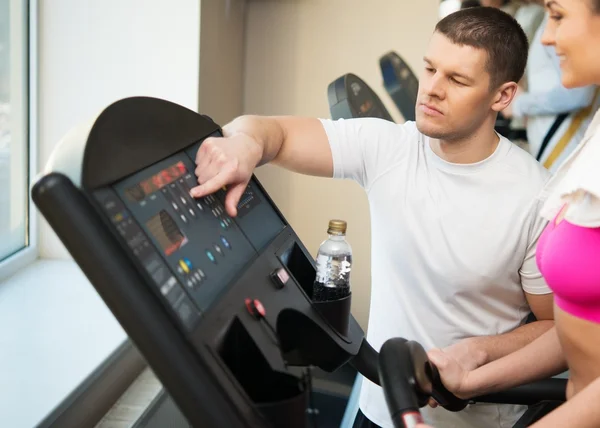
(530, 377, 600, 427)
(428, 326, 567, 399)
(464, 326, 566, 397)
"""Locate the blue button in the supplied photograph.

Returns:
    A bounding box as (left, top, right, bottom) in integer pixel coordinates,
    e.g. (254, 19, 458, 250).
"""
(206, 250, 216, 264)
(220, 221, 227, 230)
(220, 236, 231, 249)
(184, 258, 192, 268)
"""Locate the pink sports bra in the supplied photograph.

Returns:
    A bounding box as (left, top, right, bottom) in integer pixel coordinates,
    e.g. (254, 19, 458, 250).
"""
(536, 210, 600, 324)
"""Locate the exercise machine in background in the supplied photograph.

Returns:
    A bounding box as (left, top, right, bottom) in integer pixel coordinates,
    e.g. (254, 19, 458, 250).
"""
(327, 73, 394, 122)
(379, 51, 419, 122)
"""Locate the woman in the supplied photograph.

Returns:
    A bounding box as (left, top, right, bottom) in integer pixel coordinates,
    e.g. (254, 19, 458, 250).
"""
(421, 0, 600, 426)
(503, 0, 599, 173)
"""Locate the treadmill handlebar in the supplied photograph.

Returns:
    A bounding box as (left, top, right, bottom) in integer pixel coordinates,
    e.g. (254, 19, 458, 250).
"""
(349, 337, 567, 416)
(350, 339, 381, 386)
(378, 338, 425, 428)
(473, 378, 567, 405)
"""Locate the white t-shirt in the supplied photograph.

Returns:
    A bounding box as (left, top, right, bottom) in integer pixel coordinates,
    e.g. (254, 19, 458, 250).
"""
(319, 118, 552, 428)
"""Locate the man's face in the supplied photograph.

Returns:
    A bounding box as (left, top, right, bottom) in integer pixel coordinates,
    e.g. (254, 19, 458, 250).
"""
(415, 32, 497, 141)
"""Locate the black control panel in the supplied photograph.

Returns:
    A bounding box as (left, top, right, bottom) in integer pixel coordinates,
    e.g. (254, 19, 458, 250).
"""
(94, 148, 286, 331)
(32, 97, 363, 428)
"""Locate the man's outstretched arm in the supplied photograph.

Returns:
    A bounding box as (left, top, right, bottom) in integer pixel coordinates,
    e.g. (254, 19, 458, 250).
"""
(190, 115, 333, 216)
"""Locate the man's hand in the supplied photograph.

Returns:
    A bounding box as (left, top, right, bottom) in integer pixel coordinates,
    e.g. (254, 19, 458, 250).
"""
(426, 338, 486, 407)
(190, 131, 263, 217)
(427, 348, 473, 400)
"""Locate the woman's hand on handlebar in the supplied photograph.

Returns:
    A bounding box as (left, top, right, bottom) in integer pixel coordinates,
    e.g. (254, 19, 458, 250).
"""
(427, 348, 473, 401)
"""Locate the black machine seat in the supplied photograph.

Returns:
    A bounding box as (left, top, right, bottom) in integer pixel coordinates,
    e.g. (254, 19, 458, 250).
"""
(33, 97, 563, 428)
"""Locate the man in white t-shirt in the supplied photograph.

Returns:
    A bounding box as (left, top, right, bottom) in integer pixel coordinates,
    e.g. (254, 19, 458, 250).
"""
(191, 7, 555, 428)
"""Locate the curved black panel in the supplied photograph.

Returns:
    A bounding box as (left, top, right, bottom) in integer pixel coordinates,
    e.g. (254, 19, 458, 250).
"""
(379, 52, 419, 122)
(327, 73, 394, 122)
(82, 96, 220, 190)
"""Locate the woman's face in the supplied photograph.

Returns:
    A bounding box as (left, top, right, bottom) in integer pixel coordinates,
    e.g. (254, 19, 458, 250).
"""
(541, 0, 600, 88)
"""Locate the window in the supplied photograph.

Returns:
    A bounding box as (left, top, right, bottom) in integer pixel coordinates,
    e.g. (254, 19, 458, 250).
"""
(0, 0, 37, 281)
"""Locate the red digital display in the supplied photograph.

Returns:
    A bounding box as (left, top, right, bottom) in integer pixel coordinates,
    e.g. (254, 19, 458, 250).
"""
(126, 161, 187, 202)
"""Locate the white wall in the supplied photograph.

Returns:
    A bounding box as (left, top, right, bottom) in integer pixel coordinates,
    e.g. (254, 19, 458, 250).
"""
(38, 0, 201, 259)
(199, 0, 247, 124)
(245, 0, 439, 329)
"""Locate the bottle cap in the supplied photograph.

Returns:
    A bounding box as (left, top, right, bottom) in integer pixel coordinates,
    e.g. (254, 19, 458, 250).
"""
(327, 219, 347, 235)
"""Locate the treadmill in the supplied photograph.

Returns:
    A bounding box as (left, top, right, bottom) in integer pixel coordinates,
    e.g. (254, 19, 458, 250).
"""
(33, 96, 567, 428)
(379, 51, 419, 122)
(327, 73, 394, 122)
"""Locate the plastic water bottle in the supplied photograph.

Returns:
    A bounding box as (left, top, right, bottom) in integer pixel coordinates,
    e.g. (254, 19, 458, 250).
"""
(313, 220, 352, 302)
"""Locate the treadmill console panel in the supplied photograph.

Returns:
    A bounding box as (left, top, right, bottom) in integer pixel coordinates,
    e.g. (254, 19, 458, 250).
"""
(96, 148, 286, 331)
(33, 97, 363, 428)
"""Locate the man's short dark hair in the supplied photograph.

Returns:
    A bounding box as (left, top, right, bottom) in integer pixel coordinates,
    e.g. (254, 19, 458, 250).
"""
(435, 7, 528, 89)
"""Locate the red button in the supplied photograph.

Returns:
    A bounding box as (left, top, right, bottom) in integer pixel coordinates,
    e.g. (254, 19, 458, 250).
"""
(245, 298, 266, 319)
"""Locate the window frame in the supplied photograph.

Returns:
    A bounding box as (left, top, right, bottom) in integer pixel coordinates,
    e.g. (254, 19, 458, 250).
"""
(0, 0, 38, 283)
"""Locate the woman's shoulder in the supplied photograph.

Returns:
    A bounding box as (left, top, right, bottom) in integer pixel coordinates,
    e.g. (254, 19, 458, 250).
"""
(539, 110, 600, 227)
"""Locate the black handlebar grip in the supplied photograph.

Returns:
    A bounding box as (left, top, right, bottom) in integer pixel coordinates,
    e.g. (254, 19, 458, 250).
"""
(429, 364, 468, 412)
(379, 338, 424, 428)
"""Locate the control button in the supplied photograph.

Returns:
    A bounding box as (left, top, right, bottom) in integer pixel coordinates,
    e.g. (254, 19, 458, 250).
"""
(220, 221, 227, 230)
(220, 236, 231, 250)
(174, 295, 200, 330)
(180, 196, 188, 206)
(180, 214, 188, 223)
(270, 268, 290, 290)
(179, 259, 190, 274)
(164, 284, 184, 306)
(160, 276, 178, 296)
(194, 272, 201, 282)
(186, 279, 193, 288)
(198, 269, 206, 278)
(171, 202, 179, 211)
(212, 209, 218, 217)
(206, 250, 217, 264)
(188, 208, 196, 218)
(213, 244, 223, 256)
(196, 202, 204, 212)
(245, 298, 266, 319)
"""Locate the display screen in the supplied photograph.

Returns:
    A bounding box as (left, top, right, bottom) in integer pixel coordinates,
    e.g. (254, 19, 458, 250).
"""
(125, 161, 187, 202)
(146, 210, 188, 256)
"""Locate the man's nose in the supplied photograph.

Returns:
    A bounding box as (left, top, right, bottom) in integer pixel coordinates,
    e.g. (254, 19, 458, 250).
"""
(423, 74, 445, 100)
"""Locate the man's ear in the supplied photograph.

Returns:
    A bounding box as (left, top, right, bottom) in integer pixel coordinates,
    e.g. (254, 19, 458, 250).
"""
(491, 82, 518, 113)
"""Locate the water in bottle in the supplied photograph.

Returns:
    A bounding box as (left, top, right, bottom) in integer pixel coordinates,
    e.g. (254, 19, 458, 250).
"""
(313, 220, 352, 302)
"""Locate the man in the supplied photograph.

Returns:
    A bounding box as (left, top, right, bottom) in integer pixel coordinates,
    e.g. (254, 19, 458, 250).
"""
(191, 8, 554, 428)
